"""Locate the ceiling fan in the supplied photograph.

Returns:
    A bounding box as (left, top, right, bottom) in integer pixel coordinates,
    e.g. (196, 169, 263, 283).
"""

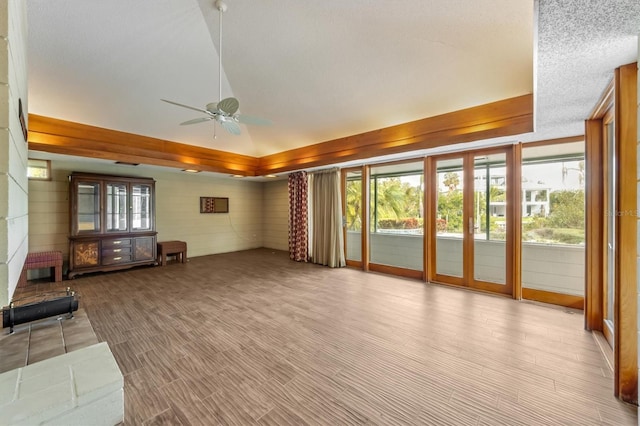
(161, 0, 270, 137)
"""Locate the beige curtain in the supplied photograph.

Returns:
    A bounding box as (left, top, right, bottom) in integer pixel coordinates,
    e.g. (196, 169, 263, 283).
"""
(309, 169, 345, 268)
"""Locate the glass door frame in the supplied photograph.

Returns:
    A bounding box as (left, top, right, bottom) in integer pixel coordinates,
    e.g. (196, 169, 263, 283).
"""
(427, 146, 515, 296)
(341, 166, 369, 270)
(602, 107, 615, 348)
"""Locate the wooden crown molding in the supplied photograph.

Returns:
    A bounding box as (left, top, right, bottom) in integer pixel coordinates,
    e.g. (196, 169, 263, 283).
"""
(258, 94, 533, 175)
(28, 114, 259, 175)
(28, 94, 533, 176)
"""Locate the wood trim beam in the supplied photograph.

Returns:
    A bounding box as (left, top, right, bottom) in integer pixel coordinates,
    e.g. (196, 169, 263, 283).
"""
(256, 95, 533, 175)
(423, 156, 432, 281)
(522, 288, 584, 310)
(28, 115, 259, 175)
(511, 143, 522, 300)
(590, 79, 615, 120)
(522, 135, 584, 147)
(362, 165, 370, 272)
(29, 95, 532, 177)
(584, 118, 604, 331)
(368, 263, 423, 280)
(614, 62, 637, 404)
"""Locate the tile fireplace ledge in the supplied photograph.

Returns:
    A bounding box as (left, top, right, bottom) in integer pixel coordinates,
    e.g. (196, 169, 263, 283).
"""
(0, 342, 123, 425)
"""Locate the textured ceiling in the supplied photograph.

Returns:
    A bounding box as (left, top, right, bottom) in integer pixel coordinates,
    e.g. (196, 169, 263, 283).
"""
(26, 0, 640, 167)
(27, 0, 533, 157)
(530, 0, 640, 141)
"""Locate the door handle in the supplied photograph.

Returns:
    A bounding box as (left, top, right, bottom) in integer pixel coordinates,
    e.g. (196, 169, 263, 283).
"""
(469, 218, 474, 235)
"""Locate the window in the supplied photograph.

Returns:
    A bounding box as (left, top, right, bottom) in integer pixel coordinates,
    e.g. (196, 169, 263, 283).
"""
(370, 165, 423, 235)
(27, 159, 51, 180)
(521, 142, 585, 245)
(521, 141, 585, 298)
(369, 161, 424, 271)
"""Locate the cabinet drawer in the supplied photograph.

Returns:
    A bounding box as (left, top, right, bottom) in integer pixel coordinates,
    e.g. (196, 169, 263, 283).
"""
(102, 246, 132, 256)
(103, 238, 132, 249)
(102, 254, 133, 265)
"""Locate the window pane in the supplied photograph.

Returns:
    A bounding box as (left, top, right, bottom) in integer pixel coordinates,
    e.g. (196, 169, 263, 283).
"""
(521, 141, 585, 296)
(369, 161, 423, 270)
(345, 171, 362, 262)
(435, 157, 464, 277)
(27, 159, 50, 180)
(473, 153, 507, 284)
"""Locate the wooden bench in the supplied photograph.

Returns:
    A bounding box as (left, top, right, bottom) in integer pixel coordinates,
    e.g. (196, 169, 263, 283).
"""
(21, 251, 63, 286)
(157, 241, 187, 266)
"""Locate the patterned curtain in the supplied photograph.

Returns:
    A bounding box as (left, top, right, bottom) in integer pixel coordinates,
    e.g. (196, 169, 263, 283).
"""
(288, 171, 308, 262)
(309, 169, 346, 268)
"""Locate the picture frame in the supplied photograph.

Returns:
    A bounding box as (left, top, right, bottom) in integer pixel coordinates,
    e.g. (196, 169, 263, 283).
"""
(200, 197, 229, 213)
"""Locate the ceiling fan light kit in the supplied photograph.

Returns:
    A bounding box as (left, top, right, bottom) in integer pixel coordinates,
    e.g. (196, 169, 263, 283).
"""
(161, 0, 270, 137)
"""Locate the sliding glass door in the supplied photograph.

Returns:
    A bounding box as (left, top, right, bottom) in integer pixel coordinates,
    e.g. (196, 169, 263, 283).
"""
(344, 168, 364, 267)
(430, 148, 512, 295)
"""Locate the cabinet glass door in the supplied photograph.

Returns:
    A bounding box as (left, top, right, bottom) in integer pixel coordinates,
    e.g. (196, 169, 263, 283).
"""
(132, 184, 152, 231)
(77, 181, 101, 232)
(106, 183, 128, 232)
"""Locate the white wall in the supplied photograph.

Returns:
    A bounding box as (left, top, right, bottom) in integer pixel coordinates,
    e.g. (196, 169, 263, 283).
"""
(262, 179, 288, 251)
(28, 159, 265, 275)
(370, 233, 423, 270)
(522, 243, 584, 296)
(346, 231, 362, 261)
(155, 171, 263, 256)
(0, 0, 28, 306)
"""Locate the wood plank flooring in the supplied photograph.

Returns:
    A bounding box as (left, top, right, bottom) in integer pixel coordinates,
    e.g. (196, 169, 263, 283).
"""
(15, 248, 637, 425)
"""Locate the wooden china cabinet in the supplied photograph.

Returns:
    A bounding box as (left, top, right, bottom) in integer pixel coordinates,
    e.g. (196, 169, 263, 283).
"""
(68, 172, 157, 279)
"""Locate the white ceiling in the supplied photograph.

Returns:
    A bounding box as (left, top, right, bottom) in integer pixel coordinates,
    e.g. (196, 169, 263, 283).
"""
(26, 1, 640, 167)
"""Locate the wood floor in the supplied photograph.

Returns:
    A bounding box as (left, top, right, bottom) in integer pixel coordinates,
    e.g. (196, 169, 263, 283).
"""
(19, 249, 637, 425)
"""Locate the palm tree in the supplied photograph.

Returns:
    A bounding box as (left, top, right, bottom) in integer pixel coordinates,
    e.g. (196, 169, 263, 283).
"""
(345, 179, 362, 231)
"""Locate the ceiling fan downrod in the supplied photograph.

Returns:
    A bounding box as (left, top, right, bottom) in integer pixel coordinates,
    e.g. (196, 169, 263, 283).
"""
(215, 0, 227, 105)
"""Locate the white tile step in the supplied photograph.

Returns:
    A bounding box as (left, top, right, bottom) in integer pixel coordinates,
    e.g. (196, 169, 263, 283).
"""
(0, 342, 124, 425)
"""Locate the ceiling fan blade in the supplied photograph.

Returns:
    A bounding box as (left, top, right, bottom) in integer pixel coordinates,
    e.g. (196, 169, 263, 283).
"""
(180, 117, 213, 126)
(205, 102, 218, 114)
(217, 97, 240, 115)
(234, 114, 272, 126)
(219, 119, 241, 135)
(161, 99, 210, 114)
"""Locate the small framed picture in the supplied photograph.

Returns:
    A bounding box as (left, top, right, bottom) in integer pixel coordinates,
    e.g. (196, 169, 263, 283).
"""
(200, 197, 229, 213)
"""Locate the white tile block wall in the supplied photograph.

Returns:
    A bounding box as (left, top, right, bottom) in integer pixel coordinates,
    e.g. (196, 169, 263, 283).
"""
(0, 0, 28, 307)
(0, 342, 124, 425)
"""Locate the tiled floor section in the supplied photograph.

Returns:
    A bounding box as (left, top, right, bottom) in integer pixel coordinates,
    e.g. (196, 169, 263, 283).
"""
(0, 286, 98, 374)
